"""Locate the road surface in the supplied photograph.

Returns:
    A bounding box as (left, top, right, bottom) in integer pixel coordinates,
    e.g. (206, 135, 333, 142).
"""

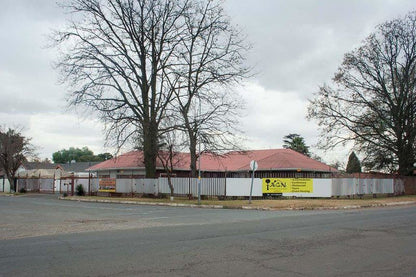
(0, 194, 415, 276)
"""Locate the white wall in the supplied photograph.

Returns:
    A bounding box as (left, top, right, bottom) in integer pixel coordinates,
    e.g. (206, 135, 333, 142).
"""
(116, 179, 135, 193)
(1, 177, 11, 193)
(74, 178, 91, 193)
(226, 178, 262, 197)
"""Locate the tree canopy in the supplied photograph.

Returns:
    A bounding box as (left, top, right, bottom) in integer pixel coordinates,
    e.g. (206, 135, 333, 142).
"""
(282, 134, 310, 156)
(53, 0, 248, 177)
(170, 0, 249, 176)
(346, 152, 362, 173)
(308, 12, 416, 175)
(52, 147, 113, 163)
(0, 128, 34, 191)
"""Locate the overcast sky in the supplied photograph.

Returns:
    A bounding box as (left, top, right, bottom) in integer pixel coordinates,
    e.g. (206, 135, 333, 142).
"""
(1, 0, 416, 166)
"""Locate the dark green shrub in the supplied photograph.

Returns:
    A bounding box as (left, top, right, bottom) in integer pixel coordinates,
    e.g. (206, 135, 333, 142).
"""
(76, 184, 85, 196)
(63, 192, 68, 197)
(19, 187, 27, 193)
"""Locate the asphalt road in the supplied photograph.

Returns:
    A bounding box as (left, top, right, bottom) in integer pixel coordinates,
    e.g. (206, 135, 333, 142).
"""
(0, 194, 415, 276)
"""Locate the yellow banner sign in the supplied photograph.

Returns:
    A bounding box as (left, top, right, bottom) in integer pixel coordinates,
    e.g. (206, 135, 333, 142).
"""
(99, 178, 116, 192)
(262, 178, 313, 194)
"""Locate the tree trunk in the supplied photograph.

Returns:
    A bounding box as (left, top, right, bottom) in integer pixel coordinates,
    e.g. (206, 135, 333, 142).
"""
(7, 176, 15, 192)
(398, 145, 414, 176)
(143, 121, 158, 178)
(167, 174, 174, 198)
(188, 130, 198, 177)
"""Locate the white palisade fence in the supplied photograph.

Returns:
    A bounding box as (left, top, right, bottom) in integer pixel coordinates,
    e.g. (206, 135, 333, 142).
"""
(103, 177, 405, 198)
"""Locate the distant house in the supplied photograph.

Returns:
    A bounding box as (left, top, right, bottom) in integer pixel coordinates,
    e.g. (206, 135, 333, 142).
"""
(59, 162, 101, 177)
(18, 162, 63, 179)
(87, 149, 337, 179)
(17, 161, 100, 178)
(16, 161, 101, 193)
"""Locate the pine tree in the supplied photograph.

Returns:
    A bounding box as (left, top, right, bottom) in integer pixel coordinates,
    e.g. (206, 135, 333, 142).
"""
(282, 134, 310, 156)
(346, 152, 362, 173)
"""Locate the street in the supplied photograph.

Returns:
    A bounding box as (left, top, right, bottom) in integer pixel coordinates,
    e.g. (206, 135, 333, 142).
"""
(0, 194, 415, 276)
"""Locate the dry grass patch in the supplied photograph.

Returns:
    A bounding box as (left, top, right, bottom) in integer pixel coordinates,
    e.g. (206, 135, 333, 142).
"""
(65, 195, 416, 210)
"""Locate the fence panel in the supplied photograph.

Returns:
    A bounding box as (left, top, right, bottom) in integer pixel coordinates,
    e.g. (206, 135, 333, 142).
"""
(116, 179, 134, 193)
(226, 178, 262, 197)
(332, 178, 395, 196)
(159, 178, 197, 196)
(39, 179, 54, 192)
(394, 178, 405, 195)
(1, 177, 10, 192)
(74, 178, 91, 193)
(18, 179, 40, 192)
(134, 179, 158, 194)
(380, 179, 394, 194)
(202, 178, 225, 197)
(332, 178, 354, 196)
(90, 178, 99, 193)
(158, 178, 225, 197)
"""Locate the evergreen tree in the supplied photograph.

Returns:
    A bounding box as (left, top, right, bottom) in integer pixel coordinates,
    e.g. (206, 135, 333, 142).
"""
(52, 147, 112, 163)
(283, 134, 310, 156)
(346, 152, 362, 173)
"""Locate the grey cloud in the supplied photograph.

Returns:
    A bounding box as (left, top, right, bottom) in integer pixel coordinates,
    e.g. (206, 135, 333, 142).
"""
(226, 0, 416, 96)
(2, 0, 416, 161)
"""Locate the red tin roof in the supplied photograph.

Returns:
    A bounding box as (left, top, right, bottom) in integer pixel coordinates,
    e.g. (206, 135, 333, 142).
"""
(87, 149, 337, 173)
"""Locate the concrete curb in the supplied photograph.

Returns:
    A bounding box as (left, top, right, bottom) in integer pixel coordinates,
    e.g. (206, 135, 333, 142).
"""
(59, 197, 224, 209)
(59, 197, 416, 211)
(241, 201, 416, 211)
(0, 193, 28, 197)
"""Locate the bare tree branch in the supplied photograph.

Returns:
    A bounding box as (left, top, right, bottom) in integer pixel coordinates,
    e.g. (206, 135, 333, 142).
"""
(308, 12, 416, 175)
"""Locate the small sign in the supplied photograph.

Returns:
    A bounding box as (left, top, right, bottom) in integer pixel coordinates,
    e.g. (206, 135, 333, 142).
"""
(250, 160, 258, 171)
(99, 178, 116, 192)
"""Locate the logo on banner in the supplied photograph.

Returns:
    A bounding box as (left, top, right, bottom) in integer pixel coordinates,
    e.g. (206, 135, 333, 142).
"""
(262, 178, 313, 194)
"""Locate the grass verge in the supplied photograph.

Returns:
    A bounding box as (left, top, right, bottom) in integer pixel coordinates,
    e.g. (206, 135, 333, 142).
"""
(63, 195, 416, 210)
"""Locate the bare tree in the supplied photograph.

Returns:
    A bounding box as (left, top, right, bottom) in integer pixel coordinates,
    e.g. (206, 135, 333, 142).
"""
(53, 0, 189, 177)
(157, 131, 186, 199)
(167, 0, 250, 176)
(308, 12, 416, 175)
(0, 128, 34, 192)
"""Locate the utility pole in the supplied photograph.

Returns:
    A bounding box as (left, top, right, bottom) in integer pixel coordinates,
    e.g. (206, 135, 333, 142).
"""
(197, 97, 202, 205)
